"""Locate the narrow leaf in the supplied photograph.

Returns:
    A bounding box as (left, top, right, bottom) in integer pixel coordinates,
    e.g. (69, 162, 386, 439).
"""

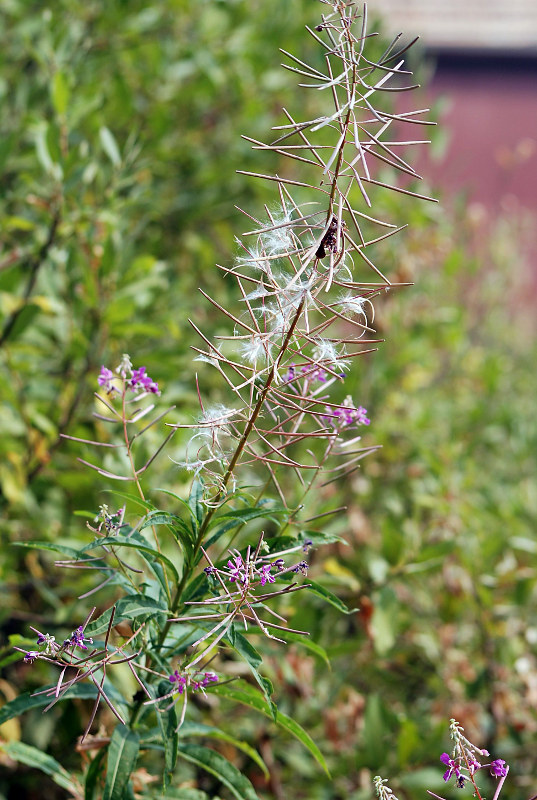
(188, 480, 204, 528)
(180, 721, 268, 778)
(0, 684, 123, 727)
(51, 71, 70, 115)
(228, 629, 276, 718)
(177, 743, 259, 800)
(0, 741, 79, 794)
(103, 725, 139, 800)
(83, 535, 179, 584)
(306, 580, 358, 614)
(212, 682, 329, 775)
(155, 680, 178, 789)
(279, 630, 330, 666)
(99, 127, 121, 166)
(85, 748, 107, 800)
(85, 594, 168, 636)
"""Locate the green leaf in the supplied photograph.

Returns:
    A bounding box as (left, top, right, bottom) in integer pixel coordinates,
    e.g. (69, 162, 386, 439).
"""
(155, 680, 178, 789)
(35, 122, 61, 177)
(204, 504, 285, 550)
(227, 629, 275, 718)
(0, 684, 122, 727)
(306, 580, 358, 614)
(5, 303, 40, 340)
(100, 126, 122, 166)
(51, 71, 70, 115)
(212, 505, 285, 526)
(85, 594, 168, 636)
(371, 587, 397, 656)
(212, 682, 329, 776)
(182, 571, 209, 603)
(177, 743, 259, 800)
(279, 630, 330, 666)
(180, 722, 268, 778)
(188, 480, 204, 528)
(151, 790, 208, 800)
(0, 741, 79, 794)
(12, 541, 85, 559)
(83, 535, 179, 584)
(103, 725, 139, 800)
(141, 511, 195, 555)
(85, 748, 107, 800)
(154, 488, 200, 528)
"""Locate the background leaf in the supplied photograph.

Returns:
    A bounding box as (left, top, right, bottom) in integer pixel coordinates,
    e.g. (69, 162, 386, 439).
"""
(103, 725, 140, 800)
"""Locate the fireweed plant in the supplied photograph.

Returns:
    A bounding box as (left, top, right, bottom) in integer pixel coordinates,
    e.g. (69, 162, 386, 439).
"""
(374, 719, 509, 800)
(7, 1, 439, 797)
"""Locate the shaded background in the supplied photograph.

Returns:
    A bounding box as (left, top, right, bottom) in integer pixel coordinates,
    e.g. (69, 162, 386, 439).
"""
(0, 1, 536, 798)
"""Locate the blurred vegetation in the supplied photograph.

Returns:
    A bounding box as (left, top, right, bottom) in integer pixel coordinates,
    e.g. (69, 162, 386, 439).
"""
(1, 0, 536, 799)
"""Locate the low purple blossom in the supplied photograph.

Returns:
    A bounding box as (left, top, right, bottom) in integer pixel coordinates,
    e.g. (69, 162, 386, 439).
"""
(98, 366, 116, 393)
(24, 651, 38, 664)
(490, 759, 508, 778)
(97, 362, 160, 396)
(440, 753, 465, 786)
(227, 554, 247, 584)
(284, 364, 344, 384)
(129, 366, 160, 395)
(64, 626, 93, 651)
(36, 632, 57, 655)
(323, 397, 370, 429)
(169, 670, 188, 693)
(169, 670, 218, 694)
(258, 564, 275, 586)
(192, 672, 219, 691)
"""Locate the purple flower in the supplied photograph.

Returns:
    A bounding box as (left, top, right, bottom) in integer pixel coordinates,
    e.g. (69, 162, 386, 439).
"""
(227, 555, 246, 584)
(323, 400, 370, 429)
(169, 670, 187, 693)
(292, 560, 309, 575)
(272, 558, 285, 571)
(300, 365, 327, 383)
(354, 405, 370, 425)
(193, 672, 219, 691)
(258, 564, 275, 586)
(440, 753, 465, 785)
(64, 626, 93, 651)
(490, 759, 508, 778)
(302, 538, 313, 553)
(24, 651, 38, 664)
(98, 366, 116, 393)
(129, 366, 160, 395)
(36, 632, 57, 654)
(468, 757, 481, 775)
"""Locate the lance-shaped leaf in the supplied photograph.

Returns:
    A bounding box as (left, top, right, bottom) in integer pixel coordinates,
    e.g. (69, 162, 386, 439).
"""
(155, 680, 178, 790)
(0, 741, 80, 795)
(85, 594, 168, 637)
(226, 628, 276, 719)
(0, 683, 125, 727)
(83, 534, 180, 585)
(177, 743, 259, 800)
(103, 724, 139, 800)
(212, 681, 329, 775)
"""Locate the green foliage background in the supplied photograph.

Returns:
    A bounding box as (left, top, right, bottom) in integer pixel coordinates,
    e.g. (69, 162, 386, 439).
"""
(1, 1, 536, 798)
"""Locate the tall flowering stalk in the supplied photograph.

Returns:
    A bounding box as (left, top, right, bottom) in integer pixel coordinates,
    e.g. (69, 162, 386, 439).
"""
(374, 719, 509, 800)
(9, 2, 435, 797)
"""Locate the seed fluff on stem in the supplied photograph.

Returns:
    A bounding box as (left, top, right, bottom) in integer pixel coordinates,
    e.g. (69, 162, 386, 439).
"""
(174, 0, 435, 509)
